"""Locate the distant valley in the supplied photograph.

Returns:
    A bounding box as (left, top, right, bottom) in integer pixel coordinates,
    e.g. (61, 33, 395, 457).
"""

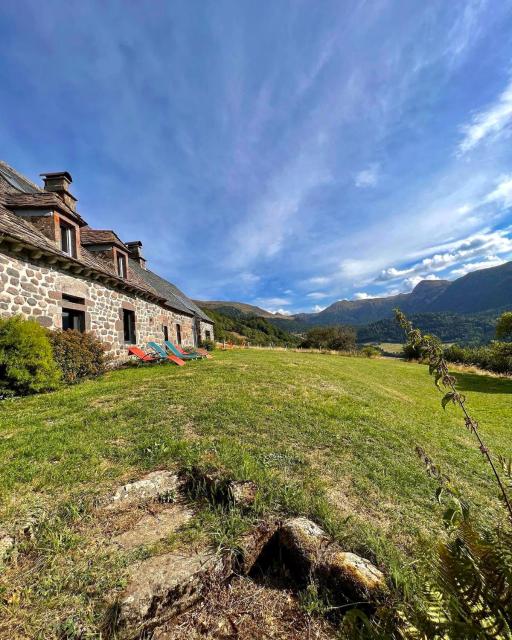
(197, 260, 512, 343)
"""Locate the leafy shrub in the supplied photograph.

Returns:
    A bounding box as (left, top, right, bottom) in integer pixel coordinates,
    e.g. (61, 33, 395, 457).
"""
(402, 341, 424, 360)
(444, 342, 512, 374)
(496, 311, 512, 340)
(47, 330, 111, 384)
(200, 338, 216, 351)
(0, 315, 61, 396)
(360, 345, 381, 358)
(301, 325, 356, 351)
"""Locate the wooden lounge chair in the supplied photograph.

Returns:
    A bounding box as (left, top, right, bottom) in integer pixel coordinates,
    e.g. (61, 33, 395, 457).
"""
(164, 340, 203, 360)
(178, 343, 211, 358)
(147, 342, 186, 366)
(127, 346, 160, 363)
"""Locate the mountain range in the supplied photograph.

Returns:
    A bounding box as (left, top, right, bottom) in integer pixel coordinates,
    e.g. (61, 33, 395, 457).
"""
(197, 260, 512, 330)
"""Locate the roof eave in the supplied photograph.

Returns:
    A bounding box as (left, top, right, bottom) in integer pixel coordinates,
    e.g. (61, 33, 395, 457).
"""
(0, 231, 166, 306)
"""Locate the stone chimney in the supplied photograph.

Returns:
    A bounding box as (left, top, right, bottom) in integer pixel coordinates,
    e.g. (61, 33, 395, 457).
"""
(126, 240, 147, 269)
(40, 171, 77, 212)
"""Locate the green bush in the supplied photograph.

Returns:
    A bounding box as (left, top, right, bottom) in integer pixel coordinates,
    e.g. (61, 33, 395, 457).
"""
(360, 345, 381, 358)
(0, 316, 61, 396)
(47, 330, 111, 384)
(200, 338, 216, 351)
(402, 342, 424, 360)
(444, 341, 512, 374)
(300, 325, 356, 351)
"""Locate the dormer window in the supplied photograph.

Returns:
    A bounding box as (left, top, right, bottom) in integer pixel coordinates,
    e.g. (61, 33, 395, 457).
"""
(116, 252, 127, 278)
(60, 220, 76, 257)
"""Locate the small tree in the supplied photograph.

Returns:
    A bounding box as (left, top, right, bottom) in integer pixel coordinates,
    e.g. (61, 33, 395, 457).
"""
(301, 325, 356, 351)
(0, 316, 61, 395)
(496, 311, 512, 340)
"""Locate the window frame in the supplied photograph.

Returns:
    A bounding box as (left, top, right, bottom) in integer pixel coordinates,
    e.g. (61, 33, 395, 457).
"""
(116, 252, 127, 278)
(59, 220, 76, 258)
(123, 309, 137, 344)
(62, 307, 85, 332)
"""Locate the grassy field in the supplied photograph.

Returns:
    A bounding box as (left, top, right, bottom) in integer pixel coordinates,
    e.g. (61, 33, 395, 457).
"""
(0, 350, 510, 637)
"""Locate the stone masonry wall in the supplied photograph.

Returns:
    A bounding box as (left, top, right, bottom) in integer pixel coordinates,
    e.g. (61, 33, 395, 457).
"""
(0, 249, 196, 361)
(198, 320, 215, 343)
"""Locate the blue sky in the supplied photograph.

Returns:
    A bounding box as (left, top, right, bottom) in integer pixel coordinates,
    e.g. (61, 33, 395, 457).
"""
(1, 1, 512, 314)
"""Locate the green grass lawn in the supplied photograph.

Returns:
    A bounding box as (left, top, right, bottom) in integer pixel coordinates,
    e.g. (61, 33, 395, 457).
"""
(0, 349, 510, 637)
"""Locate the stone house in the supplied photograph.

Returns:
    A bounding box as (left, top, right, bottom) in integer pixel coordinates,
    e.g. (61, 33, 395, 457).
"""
(0, 160, 214, 360)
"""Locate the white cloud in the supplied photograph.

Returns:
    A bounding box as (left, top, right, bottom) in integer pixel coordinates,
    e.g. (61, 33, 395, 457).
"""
(354, 292, 372, 300)
(458, 77, 512, 154)
(273, 308, 292, 316)
(255, 297, 291, 308)
(306, 276, 331, 286)
(312, 304, 326, 312)
(484, 175, 512, 208)
(306, 291, 329, 299)
(378, 229, 512, 285)
(403, 274, 441, 289)
(449, 255, 505, 277)
(354, 164, 380, 188)
(239, 272, 261, 284)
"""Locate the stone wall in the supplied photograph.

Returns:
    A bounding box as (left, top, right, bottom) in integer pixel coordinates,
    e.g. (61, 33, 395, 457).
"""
(0, 248, 196, 360)
(198, 320, 214, 343)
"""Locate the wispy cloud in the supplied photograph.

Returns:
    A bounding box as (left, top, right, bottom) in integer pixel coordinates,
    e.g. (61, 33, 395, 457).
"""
(354, 164, 380, 188)
(354, 292, 372, 300)
(377, 229, 512, 287)
(449, 255, 505, 277)
(458, 77, 512, 154)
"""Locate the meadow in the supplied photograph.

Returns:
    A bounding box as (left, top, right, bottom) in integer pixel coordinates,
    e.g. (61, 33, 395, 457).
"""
(0, 349, 510, 637)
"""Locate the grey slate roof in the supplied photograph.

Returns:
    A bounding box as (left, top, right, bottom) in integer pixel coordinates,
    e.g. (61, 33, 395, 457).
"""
(129, 258, 213, 323)
(0, 160, 41, 194)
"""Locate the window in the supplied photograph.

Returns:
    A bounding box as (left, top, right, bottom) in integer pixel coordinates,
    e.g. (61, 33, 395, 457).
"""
(116, 253, 127, 278)
(163, 325, 169, 341)
(205, 330, 211, 341)
(60, 221, 76, 257)
(62, 308, 85, 332)
(176, 323, 182, 345)
(123, 309, 136, 344)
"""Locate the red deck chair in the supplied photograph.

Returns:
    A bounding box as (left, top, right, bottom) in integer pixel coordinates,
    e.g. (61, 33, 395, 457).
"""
(128, 346, 185, 366)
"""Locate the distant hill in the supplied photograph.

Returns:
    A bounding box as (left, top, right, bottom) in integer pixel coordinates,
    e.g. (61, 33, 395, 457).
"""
(357, 310, 502, 344)
(199, 307, 301, 347)
(200, 261, 512, 332)
(195, 300, 290, 319)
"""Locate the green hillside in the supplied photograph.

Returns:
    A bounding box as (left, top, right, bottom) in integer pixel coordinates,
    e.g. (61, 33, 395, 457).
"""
(202, 261, 512, 331)
(201, 307, 301, 347)
(357, 309, 503, 345)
